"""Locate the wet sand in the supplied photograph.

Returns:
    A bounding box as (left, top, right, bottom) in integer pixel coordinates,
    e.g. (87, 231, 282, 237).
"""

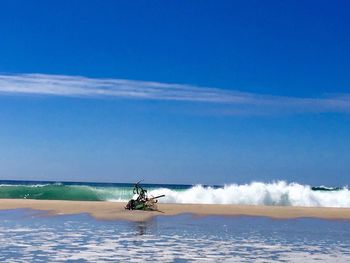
(0, 199, 350, 221)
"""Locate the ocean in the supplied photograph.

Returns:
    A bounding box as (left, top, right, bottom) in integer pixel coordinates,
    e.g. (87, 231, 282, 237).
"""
(0, 209, 349, 262)
(0, 180, 349, 207)
(1, 180, 350, 262)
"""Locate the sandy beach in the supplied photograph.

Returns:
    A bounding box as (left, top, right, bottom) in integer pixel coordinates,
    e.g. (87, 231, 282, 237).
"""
(0, 199, 350, 221)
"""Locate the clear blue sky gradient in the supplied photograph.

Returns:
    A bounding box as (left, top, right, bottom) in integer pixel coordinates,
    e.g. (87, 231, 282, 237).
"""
(0, 0, 349, 185)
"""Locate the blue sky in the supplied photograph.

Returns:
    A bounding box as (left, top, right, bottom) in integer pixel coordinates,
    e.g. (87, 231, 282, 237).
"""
(0, 1, 349, 185)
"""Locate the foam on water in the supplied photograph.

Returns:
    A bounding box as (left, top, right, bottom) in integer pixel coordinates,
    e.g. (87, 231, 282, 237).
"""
(149, 181, 350, 207)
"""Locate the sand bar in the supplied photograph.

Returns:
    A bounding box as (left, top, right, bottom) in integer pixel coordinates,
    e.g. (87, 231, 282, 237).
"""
(0, 199, 350, 221)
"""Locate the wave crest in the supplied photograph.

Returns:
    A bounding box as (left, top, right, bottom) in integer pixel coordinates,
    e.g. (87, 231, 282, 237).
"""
(149, 181, 350, 207)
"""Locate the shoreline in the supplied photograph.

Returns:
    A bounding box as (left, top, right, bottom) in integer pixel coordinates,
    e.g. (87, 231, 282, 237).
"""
(0, 199, 350, 221)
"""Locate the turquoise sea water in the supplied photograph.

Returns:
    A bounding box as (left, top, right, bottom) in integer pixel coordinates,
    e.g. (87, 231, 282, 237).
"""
(0, 180, 350, 207)
(0, 209, 349, 262)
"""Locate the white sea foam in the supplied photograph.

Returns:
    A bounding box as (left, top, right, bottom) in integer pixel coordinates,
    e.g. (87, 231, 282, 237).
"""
(148, 181, 350, 207)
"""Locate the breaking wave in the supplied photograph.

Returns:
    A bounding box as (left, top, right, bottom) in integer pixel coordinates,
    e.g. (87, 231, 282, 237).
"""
(0, 181, 349, 207)
(0, 184, 133, 201)
(149, 181, 350, 208)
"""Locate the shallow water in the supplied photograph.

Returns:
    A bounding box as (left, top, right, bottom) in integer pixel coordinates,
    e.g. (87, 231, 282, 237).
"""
(0, 209, 349, 262)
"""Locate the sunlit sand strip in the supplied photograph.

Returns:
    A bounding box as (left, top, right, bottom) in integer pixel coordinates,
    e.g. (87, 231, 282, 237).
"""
(0, 199, 350, 221)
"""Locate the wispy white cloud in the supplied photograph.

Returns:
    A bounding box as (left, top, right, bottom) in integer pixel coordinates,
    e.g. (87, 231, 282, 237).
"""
(0, 73, 349, 114)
